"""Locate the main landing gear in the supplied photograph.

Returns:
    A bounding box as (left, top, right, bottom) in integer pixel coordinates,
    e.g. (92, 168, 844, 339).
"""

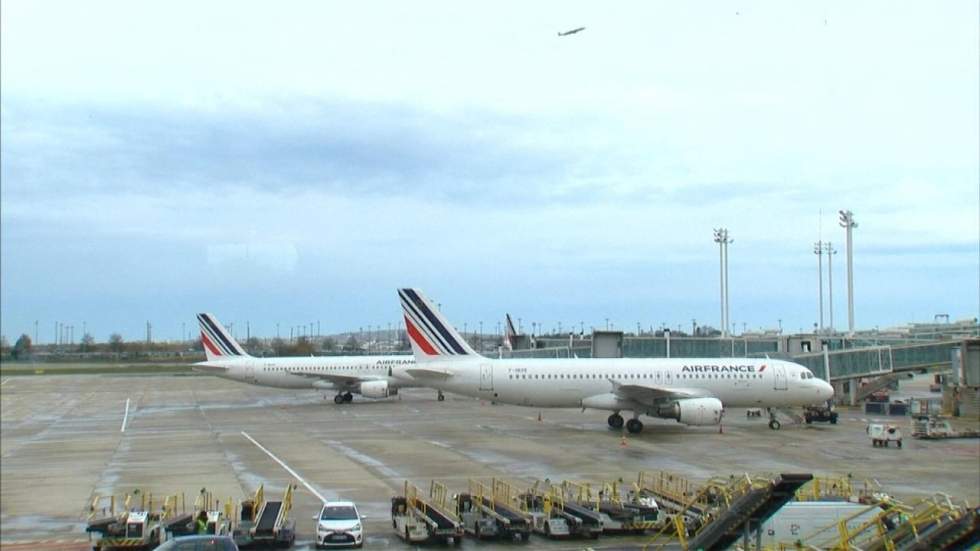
(626, 418, 644, 434)
(766, 408, 781, 430)
(334, 392, 354, 404)
(608, 412, 644, 433)
(607, 412, 624, 430)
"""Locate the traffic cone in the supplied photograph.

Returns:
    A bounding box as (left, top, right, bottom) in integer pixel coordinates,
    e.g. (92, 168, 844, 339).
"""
(537, 411, 542, 422)
(620, 433, 628, 448)
(719, 422, 724, 434)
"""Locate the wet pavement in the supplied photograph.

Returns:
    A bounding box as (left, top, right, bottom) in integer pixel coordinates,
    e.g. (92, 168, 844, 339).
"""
(1, 374, 977, 550)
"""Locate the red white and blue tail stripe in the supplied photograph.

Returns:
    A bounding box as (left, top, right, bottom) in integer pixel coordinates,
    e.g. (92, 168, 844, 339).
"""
(503, 313, 517, 351)
(197, 313, 250, 361)
(398, 288, 480, 362)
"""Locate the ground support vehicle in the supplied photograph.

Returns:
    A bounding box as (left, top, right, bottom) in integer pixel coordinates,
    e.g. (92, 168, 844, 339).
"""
(87, 490, 179, 551)
(804, 402, 839, 424)
(519, 481, 602, 539)
(560, 480, 659, 535)
(868, 423, 903, 448)
(234, 484, 295, 548)
(391, 481, 463, 545)
(910, 414, 980, 440)
(454, 480, 531, 541)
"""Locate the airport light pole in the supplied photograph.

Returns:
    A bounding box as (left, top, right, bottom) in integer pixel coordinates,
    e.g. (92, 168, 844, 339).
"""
(713, 228, 733, 337)
(825, 242, 837, 333)
(838, 210, 858, 335)
(814, 241, 825, 333)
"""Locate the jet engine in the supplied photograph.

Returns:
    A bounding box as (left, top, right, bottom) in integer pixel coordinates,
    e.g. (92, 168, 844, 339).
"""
(657, 397, 723, 426)
(359, 380, 393, 399)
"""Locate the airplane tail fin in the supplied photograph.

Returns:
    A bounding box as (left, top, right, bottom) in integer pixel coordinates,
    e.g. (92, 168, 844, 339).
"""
(503, 313, 517, 351)
(398, 288, 482, 363)
(197, 313, 251, 361)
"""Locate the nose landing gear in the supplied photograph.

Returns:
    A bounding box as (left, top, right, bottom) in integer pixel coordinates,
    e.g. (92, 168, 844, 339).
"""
(767, 408, 781, 430)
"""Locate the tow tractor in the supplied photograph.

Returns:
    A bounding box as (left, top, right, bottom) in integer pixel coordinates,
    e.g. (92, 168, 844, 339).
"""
(87, 490, 184, 550)
(804, 401, 839, 424)
(391, 481, 464, 545)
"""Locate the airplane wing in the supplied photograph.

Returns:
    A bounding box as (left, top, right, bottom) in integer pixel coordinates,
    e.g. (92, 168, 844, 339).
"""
(288, 371, 386, 387)
(610, 380, 714, 404)
(405, 367, 454, 380)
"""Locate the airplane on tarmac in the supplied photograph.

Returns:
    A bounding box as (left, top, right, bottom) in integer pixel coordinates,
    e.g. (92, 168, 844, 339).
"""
(503, 313, 518, 352)
(396, 288, 834, 434)
(193, 313, 439, 403)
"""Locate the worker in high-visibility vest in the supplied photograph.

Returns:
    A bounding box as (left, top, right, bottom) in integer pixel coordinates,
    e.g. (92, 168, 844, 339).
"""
(196, 511, 208, 534)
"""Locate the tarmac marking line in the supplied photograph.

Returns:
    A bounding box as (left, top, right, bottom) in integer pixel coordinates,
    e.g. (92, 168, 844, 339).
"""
(121, 398, 130, 432)
(0, 378, 9, 386)
(241, 431, 326, 503)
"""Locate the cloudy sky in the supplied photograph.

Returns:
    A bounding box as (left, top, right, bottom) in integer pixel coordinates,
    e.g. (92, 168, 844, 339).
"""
(2, 1, 978, 342)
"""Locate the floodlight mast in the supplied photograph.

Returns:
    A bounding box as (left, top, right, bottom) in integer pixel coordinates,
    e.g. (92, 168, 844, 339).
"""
(713, 228, 733, 338)
(838, 210, 858, 335)
(825, 242, 837, 332)
(814, 241, 824, 333)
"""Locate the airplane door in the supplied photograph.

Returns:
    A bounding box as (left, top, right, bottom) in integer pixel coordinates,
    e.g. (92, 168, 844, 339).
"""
(246, 366, 256, 383)
(773, 364, 788, 390)
(479, 364, 493, 391)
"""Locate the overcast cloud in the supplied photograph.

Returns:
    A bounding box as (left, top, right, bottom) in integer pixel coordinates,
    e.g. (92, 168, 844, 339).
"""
(1, 1, 977, 341)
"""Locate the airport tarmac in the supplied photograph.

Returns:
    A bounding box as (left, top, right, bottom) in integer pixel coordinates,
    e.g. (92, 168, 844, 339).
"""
(1, 374, 978, 550)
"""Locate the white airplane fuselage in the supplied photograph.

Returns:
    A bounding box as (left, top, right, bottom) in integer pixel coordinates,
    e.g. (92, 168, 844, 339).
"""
(410, 357, 831, 410)
(195, 355, 416, 390)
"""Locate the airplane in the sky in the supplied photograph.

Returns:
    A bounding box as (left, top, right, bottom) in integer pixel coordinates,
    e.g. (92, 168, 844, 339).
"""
(558, 26, 586, 36)
(193, 313, 435, 403)
(397, 288, 834, 434)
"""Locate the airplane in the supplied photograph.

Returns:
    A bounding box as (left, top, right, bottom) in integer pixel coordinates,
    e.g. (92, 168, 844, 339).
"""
(396, 288, 834, 434)
(503, 313, 518, 351)
(558, 26, 586, 36)
(193, 313, 437, 403)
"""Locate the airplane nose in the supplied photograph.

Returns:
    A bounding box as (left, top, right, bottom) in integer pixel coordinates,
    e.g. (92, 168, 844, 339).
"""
(821, 381, 834, 399)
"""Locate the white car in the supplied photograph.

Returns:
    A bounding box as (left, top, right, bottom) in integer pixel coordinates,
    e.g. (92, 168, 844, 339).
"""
(314, 501, 364, 549)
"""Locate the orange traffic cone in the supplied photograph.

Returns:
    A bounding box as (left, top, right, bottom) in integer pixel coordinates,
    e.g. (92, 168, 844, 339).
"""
(620, 433, 628, 448)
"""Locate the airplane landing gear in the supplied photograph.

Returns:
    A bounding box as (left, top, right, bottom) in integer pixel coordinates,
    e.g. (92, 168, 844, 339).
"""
(626, 418, 644, 434)
(607, 412, 624, 430)
(335, 392, 354, 404)
(767, 408, 781, 430)
(437, 391, 445, 402)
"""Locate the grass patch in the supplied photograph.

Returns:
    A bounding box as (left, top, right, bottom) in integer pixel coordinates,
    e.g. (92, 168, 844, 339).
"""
(0, 362, 199, 376)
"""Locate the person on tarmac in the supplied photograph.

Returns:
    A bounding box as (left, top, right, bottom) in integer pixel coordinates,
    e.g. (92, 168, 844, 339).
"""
(196, 511, 208, 534)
